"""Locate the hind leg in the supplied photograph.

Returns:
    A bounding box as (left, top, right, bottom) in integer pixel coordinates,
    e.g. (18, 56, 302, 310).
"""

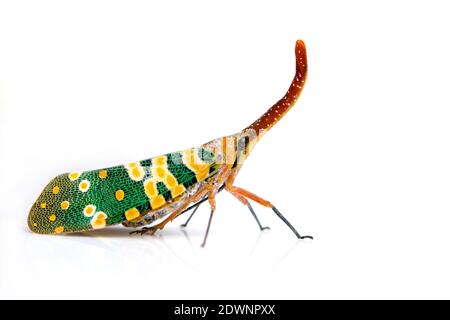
(225, 173, 312, 240)
(227, 185, 312, 240)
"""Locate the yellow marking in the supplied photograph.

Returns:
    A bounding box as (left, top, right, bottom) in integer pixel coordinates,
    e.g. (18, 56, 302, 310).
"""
(115, 189, 125, 201)
(91, 220, 105, 229)
(83, 204, 96, 217)
(99, 170, 108, 179)
(49, 214, 56, 222)
(55, 226, 64, 234)
(60, 201, 70, 210)
(68, 172, 81, 181)
(125, 208, 140, 221)
(165, 174, 177, 188)
(154, 166, 166, 179)
(183, 149, 195, 165)
(171, 184, 186, 198)
(52, 186, 60, 194)
(33, 222, 37, 227)
(91, 212, 107, 229)
(154, 156, 167, 166)
(144, 179, 158, 198)
(126, 163, 145, 181)
(131, 167, 142, 179)
(91, 211, 107, 229)
(79, 180, 90, 192)
(96, 212, 107, 220)
(196, 165, 209, 181)
(150, 195, 166, 209)
(40, 202, 47, 209)
(182, 149, 210, 181)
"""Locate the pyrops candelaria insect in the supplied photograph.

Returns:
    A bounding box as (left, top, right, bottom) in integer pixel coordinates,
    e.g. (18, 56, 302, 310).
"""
(28, 40, 313, 246)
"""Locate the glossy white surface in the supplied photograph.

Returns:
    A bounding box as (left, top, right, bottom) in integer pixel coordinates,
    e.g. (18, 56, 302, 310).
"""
(1, 0, 450, 299)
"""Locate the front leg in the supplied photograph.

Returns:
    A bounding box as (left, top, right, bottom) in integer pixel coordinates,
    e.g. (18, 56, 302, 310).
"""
(200, 184, 217, 247)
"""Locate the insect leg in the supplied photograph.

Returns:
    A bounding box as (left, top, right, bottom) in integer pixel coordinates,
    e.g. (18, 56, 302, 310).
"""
(225, 183, 270, 231)
(180, 184, 226, 228)
(201, 208, 215, 247)
(227, 186, 313, 240)
(181, 187, 268, 231)
(247, 202, 270, 231)
(180, 201, 202, 228)
(228, 188, 270, 230)
(201, 190, 217, 247)
(130, 203, 196, 236)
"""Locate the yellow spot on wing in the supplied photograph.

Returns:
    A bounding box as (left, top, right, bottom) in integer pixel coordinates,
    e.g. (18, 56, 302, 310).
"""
(99, 170, 108, 179)
(125, 208, 140, 221)
(68, 172, 81, 181)
(132, 167, 142, 179)
(91, 211, 107, 229)
(165, 174, 177, 188)
(96, 212, 107, 220)
(126, 163, 145, 181)
(154, 167, 166, 179)
(154, 156, 167, 166)
(55, 226, 64, 234)
(182, 149, 211, 181)
(115, 189, 125, 201)
(150, 195, 166, 209)
(196, 165, 209, 181)
(49, 214, 56, 222)
(144, 179, 158, 198)
(171, 184, 186, 198)
(83, 204, 96, 217)
(60, 201, 70, 210)
(52, 186, 60, 194)
(79, 180, 90, 192)
(40, 202, 47, 209)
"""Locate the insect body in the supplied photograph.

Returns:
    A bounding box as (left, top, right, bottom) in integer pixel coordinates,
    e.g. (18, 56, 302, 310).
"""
(28, 40, 312, 246)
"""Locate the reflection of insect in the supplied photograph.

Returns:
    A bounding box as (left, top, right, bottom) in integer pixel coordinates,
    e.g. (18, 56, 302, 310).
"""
(28, 40, 313, 246)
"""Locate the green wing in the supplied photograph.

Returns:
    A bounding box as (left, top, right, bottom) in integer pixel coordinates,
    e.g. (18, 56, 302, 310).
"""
(28, 147, 218, 234)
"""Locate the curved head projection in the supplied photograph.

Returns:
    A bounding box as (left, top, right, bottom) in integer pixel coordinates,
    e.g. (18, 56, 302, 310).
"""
(247, 40, 308, 136)
(235, 40, 308, 164)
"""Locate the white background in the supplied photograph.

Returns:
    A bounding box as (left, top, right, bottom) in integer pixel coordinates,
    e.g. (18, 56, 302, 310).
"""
(1, 0, 450, 299)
